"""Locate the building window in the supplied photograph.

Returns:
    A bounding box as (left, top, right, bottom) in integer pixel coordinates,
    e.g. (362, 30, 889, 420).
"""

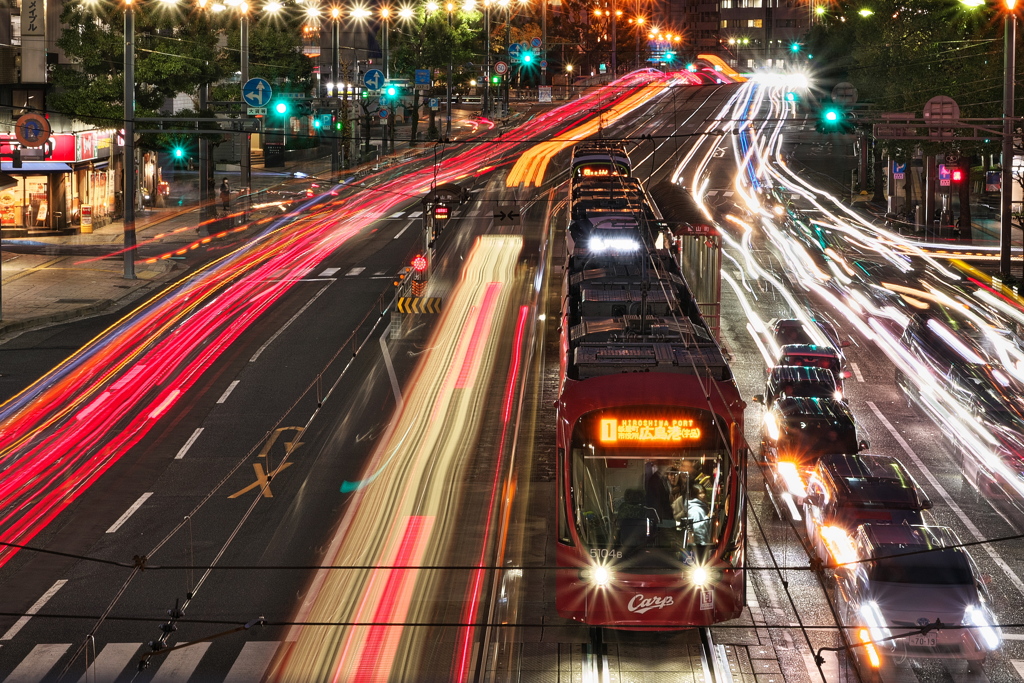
(748, 19, 763, 27)
(721, 0, 732, 7)
(720, 19, 728, 27)
(747, 59, 755, 67)
(777, 18, 794, 26)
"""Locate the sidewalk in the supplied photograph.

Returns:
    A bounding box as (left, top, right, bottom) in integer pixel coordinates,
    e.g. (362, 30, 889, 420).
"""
(0, 107, 534, 340)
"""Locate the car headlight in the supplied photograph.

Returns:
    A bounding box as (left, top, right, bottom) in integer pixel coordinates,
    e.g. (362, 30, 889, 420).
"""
(859, 601, 891, 645)
(965, 605, 1001, 651)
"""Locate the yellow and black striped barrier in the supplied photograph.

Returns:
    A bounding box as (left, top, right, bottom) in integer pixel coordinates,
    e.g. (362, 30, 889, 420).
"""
(396, 297, 443, 314)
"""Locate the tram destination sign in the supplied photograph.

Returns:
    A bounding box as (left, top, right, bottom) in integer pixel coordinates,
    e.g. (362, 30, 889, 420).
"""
(599, 417, 702, 444)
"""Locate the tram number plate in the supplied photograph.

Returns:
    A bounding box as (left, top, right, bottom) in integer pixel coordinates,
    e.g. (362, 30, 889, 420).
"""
(908, 634, 937, 647)
(700, 589, 713, 611)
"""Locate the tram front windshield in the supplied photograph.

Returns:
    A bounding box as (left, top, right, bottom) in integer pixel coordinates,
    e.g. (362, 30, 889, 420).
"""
(570, 409, 732, 556)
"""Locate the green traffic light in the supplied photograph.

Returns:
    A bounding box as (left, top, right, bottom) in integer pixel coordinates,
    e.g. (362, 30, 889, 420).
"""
(313, 119, 322, 129)
(686, 63, 696, 71)
(386, 86, 397, 97)
(523, 53, 532, 63)
(790, 42, 801, 53)
(785, 92, 797, 102)
(274, 102, 288, 115)
(334, 121, 343, 131)
(824, 109, 840, 123)
(491, 75, 500, 84)
(173, 147, 184, 159)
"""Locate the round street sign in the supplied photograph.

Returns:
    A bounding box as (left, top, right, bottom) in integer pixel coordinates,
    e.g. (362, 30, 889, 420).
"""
(540, 60, 548, 68)
(494, 61, 509, 75)
(531, 37, 542, 48)
(379, 108, 390, 119)
(15, 113, 50, 148)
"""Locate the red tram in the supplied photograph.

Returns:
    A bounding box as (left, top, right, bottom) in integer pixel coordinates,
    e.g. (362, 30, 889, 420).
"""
(554, 142, 746, 628)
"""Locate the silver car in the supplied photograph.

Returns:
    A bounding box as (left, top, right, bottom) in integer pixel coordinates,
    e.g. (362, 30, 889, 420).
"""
(832, 524, 1000, 672)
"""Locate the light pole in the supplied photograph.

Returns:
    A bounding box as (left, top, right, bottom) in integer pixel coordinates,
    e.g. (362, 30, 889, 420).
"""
(381, 7, 392, 80)
(484, 0, 492, 115)
(331, 7, 342, 174)
(565, 63, 573, 98)
(1001, 1, 1017, 278)
(124, 0, 136, 279)
(446, 1, 455, 136)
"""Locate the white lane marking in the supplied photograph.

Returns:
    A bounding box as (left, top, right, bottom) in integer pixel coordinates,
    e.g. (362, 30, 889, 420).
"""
(345, 267, 365, 277)
(850, 362, 864, 382)
(5, 643, 70, 683)
(249, 282, 333, 362)
(1002, 633, 1024, 640)
(318, 267, 341, 277)
(369, 276, 393, 279)
(76, 643, 139, 683)
(106, 493, 154, 534)
(408, 211, 423, 218)
(223, 642, 281, 683)
(216, 380, 241, 404)
(1012, 660, 1024, 679)
(174, 428, 204, 460)
(867, 402, 1024, 596)
(393, 221, 413, 240)
(151, 642, 211, 683)
(389, 211, 405, 218)
(0, 581, 67, 641)
(722, 191, 734, 197)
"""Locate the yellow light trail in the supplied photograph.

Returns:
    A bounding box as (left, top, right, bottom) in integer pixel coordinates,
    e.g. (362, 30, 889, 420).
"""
(505, 82, 671, 188)
(696, 54, 747, 82)
(269, 235, 523, 682)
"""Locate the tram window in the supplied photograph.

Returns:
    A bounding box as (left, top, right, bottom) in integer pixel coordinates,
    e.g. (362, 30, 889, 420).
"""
(557, 449, 573, 545)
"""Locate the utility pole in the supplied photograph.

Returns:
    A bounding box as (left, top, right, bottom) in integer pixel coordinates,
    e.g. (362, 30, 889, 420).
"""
(1001, 11, 1016, 278)
(541, 0, 547, 86)
(240, 11, 250, 193)
(123, 1, 136, 279)
(331, 15, 341, 174)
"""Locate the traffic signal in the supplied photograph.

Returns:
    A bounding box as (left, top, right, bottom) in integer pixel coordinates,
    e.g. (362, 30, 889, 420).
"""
(313, 118, 322, 129)
(386, 85, 398, 98)
(951, 168, 965, 183)
(273, 101, 289, 116)
(523, 52, 533, 64)
(785, 92, 798, 103)
(664, 51, 676, 62)
(491, 74, 501, 85)
(790, 42, 802, 53)
(333, 117, 343, 132)
(816, 105, 854, 134)
(173, 147, 185, 159)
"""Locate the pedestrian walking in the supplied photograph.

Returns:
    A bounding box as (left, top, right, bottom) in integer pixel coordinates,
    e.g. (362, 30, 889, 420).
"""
(220, 178, 230, 212)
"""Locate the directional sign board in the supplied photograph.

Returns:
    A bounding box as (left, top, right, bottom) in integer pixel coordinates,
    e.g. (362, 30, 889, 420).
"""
(493, 206, 521, 225)
(363, 69, 385, 92)
(415, 69, 431, 86)
(247, 107, 267, 116)
(494, 61, 509, 75)
(242, 78, 272, 108)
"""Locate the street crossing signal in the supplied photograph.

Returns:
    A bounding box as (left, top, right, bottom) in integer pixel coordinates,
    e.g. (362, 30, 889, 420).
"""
(491, 74, 501, 84)
(333, 117, 343, 131)
(951, 168, 965, 183)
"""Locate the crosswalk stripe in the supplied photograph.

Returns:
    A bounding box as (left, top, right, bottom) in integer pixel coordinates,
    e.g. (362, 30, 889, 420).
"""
(4, 644, 70, 683)
(345, 267, 365, 277)
(389, 211, 405, 218)
(1012, 660, 1024, 680)
(223, 642, 280, 683)
(318, 267, 341, 277)
(76, 643, 139, 683)
(1, 581, 67, 642)
(150, 643, 211, 683)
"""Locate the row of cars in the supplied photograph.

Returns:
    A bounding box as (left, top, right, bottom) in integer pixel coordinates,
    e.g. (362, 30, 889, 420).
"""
(755, 317, 1002, 676)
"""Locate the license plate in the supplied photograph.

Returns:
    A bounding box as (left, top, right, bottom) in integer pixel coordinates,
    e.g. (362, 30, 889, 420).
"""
(908, 635, 937, 647)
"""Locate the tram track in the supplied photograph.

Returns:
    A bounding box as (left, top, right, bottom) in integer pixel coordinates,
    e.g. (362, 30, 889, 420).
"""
(583, 626, 735, 683)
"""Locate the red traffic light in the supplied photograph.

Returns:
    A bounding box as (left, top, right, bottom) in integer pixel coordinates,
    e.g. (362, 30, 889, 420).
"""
(951, 169, 964, 183)
(433, 204, 450, 221)
(412, 255, 428, 272)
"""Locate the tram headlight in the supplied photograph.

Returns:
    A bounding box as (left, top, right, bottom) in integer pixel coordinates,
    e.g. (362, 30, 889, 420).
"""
(688, 565, 711, 587)
(579, 565, 613, 587)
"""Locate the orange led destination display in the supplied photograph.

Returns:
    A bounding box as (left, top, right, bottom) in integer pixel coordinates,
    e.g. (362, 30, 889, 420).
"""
(599, 417, 702, 444)
(578, 166, 626, 177)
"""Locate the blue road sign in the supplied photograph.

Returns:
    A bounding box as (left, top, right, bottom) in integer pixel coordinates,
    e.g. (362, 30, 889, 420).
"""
(530, 37, 541, 48)
(379, 108, 390, 119)
(414, 69, 431, 86)
(429, 98, 439, 110)
(508, 43, 522, 63)
(242, 78, 272, 107)
(364, 69, 385, 91)
(892, 161, 906, 180)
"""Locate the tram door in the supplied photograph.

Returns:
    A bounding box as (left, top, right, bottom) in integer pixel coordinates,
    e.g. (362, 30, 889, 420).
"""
(672, 224, 721, 340)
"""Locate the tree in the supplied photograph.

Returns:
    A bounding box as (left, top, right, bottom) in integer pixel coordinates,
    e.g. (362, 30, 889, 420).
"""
(52, 0, 224, 130)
